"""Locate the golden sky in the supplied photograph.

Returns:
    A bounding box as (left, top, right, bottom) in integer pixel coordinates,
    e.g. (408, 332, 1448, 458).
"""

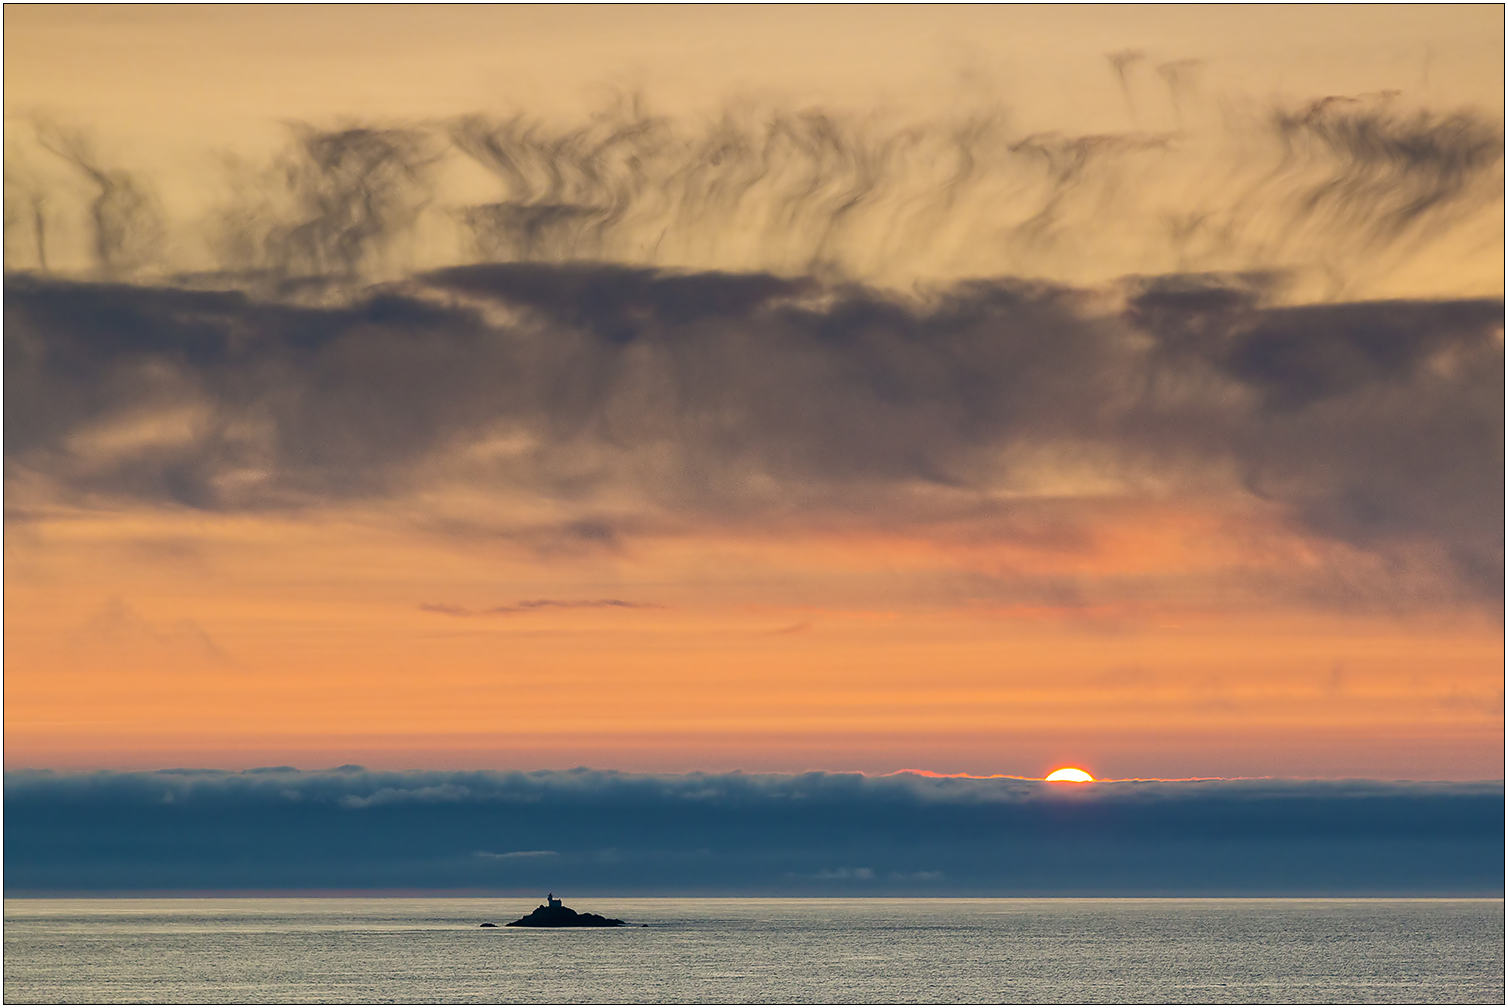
(4, 5, 1503, 777)
(7, 6, 1502, 129)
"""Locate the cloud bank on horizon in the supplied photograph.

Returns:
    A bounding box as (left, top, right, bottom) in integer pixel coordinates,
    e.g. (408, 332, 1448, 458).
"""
(5, 769, 1502, 896)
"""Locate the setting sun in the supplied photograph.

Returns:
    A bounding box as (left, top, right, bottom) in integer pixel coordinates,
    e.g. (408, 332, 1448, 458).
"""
(1045, 768, 1095, 782)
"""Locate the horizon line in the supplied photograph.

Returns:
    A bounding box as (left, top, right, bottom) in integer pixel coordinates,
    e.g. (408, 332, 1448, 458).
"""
(5, 765, 1503, 784)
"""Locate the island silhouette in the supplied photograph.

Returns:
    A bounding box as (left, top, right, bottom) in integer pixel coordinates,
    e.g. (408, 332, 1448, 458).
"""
(488, 893, 629, 928)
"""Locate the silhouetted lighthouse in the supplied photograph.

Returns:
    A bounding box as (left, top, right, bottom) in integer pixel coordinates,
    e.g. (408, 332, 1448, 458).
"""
(546, 892, 561, 908)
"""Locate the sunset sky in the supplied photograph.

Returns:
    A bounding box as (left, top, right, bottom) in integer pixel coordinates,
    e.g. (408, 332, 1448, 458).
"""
(4, 4, 1502, 782)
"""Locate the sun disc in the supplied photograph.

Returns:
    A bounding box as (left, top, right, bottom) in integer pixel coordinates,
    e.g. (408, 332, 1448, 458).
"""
(1044, 767, 1094, 782)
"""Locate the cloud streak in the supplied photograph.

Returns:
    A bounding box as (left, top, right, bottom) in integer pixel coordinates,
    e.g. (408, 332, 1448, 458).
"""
(421, 599, 663, 617)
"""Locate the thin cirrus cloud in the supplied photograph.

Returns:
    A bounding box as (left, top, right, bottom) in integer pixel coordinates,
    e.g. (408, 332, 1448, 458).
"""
(5, 91, 1500, 293)
(420, 600, 663, 617)
(4, 768, 1501, 896)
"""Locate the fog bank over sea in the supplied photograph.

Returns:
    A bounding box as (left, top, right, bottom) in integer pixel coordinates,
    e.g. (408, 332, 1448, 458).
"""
(6, 769, 1501, 896)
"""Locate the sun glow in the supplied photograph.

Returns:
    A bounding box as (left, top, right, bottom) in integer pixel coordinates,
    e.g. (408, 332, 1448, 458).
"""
(1045, 768, 1095, 782)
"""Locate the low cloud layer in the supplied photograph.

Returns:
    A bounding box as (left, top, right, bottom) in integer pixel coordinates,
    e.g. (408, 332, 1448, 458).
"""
(5, 769, 1501, 895)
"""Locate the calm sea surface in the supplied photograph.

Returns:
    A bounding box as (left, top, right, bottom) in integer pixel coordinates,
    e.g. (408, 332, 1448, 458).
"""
(4, 898, 1502, 1004)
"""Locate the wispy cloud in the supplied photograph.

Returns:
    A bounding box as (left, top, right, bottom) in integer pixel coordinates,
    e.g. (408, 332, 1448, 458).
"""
(6, 93, 1499, 296)
(421, 599, 663, 617)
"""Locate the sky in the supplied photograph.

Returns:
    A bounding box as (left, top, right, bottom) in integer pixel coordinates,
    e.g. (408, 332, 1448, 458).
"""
(3, 4, 1503, 790)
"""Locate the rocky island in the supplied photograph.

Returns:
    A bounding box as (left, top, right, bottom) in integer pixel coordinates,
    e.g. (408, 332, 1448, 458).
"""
(501, 893, 628, 927)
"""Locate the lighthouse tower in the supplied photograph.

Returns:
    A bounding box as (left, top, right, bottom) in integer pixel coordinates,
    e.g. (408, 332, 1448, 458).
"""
(546, 892, 561, 908)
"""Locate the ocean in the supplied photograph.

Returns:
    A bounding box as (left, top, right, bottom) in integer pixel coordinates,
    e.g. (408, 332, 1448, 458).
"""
(4, 897, 1502, 1004)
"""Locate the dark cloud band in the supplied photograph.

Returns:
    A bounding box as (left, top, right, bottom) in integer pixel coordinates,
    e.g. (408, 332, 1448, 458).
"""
(6, 266, 1501, 606)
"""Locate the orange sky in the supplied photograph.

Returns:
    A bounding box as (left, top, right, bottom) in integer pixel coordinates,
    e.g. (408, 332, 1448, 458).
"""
(4, 5, 1502, 777)
(7, 494, 1501, 776)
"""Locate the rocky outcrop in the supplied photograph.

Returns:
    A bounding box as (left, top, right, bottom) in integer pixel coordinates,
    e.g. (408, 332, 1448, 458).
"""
(504, 900, 626, 927)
